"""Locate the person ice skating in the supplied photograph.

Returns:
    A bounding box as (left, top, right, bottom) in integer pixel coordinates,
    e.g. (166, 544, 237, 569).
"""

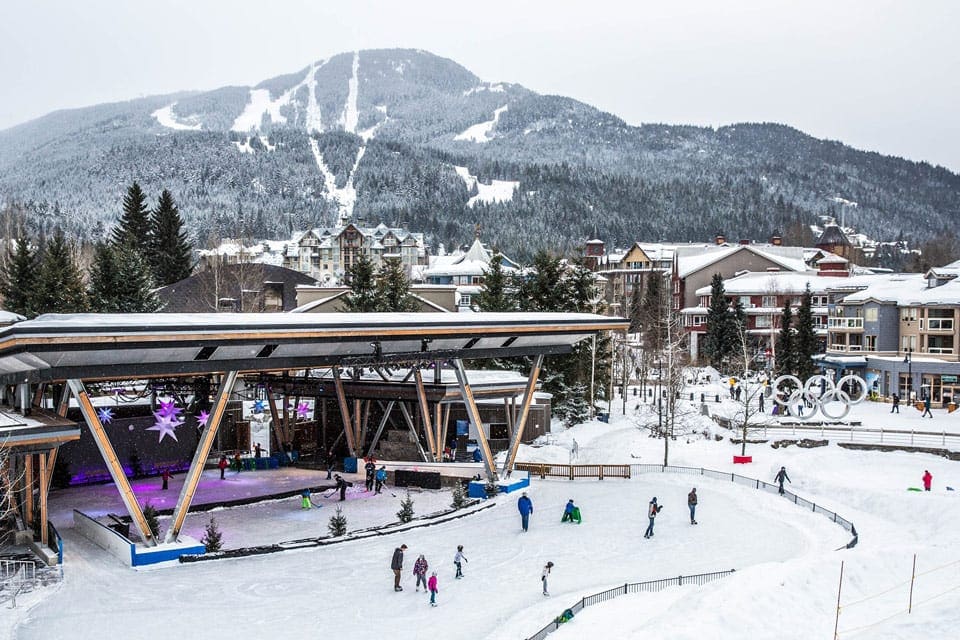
(518, 492, 534, 532)
(688, 488, 698, 524)
(234, 451, 242, 473)
(300, 487, 312, 509)
(375, 466, 387, 494)
(365, 457, 376, 491)
(335, 474, 350, 501)
(325, 450, 335, 479)
(758, 392, 765, 413)
(541, 561, 554, 596)
(775, 466, 791, 495)
(922, 396, 933, 418)
(561, 499, 581, 523)
(391, 544, 407, 591)
(254, 443, 262, 459)
(413, 554, 429, 591)
(428, 571, 439, 606)
(218, 455, 228, 480)
(454, 545, 468, 578)
(161, 468, 171, 490)
(644, 497, 662, 539)
(923, 470, 933, 491)
(891, 393, 900, 413)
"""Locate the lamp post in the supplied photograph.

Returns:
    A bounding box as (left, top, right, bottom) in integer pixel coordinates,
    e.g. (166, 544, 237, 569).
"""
(656, 358, 663, 437)
(904, 347, 913, 400)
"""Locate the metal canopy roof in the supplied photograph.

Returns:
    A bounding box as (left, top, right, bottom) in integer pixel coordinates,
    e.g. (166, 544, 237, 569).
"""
(0, 312, 627, 384)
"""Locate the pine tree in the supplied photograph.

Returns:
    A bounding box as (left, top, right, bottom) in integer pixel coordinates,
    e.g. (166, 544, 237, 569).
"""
(112, 182, 152, 255)
(562, 383, 591, 428)
(775, 301, 795, 377)
(343, 254, 380, 312)
(375, 258, 419, 312)
(793, 285, 818, 381)
(34, 229, 88, 314)
(474, 252, 514, 311)
(702, 274, 731, 369)
(143, 503, 160, 541)
(450, 481, 469, 510)
(640, 274, 666, 353)
(88, 244, 160, 312)
(201, 517, 223, 552)
(396, 492, 415, 523)
(328, 506, 348, 537)
(149, 189, 193, 286)
(0, 237, 38, 317)
(628, 282, 644, 334)
(565, 258, 596, 313)
(518, 251, 566, 311)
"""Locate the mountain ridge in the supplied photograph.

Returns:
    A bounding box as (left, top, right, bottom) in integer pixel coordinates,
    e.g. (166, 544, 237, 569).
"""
(0, 48, 957, 259)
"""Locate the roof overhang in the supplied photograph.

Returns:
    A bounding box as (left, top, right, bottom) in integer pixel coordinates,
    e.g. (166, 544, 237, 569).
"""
(0, 312, 628, 385)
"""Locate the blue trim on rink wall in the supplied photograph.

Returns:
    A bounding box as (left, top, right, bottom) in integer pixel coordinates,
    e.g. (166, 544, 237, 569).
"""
(131, 543, 205, 567)
(468, 473, 529, 498)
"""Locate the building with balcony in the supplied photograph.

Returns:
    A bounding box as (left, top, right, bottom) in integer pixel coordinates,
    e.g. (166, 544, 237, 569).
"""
(420, 237, 519, 311)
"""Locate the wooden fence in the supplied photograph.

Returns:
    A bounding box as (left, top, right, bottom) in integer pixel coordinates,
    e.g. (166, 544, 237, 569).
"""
(514, 462, 631, 480)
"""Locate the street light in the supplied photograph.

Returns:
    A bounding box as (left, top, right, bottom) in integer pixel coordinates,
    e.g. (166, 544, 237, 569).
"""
(904, 347, 913, 400)
(655, 358, 663, 437)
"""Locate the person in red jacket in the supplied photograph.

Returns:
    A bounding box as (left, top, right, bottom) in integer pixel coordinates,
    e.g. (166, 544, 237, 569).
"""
(923, 470, 933, 491)
(218, 455, 228, 480)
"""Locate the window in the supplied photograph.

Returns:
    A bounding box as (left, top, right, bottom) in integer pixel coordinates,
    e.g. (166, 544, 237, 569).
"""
(865, 308, 878, 322)
(901, 335, 917, 351)
(762, 296, 777, 308)
(900, 308, 917, 322)
(755, 315, 773, 328)
(739, 296, 752, 307)
(693, 315, 706, 326)
(865, 335, 877, 351)
(812, 295, 829, 306)
(459, 294, 472, 307)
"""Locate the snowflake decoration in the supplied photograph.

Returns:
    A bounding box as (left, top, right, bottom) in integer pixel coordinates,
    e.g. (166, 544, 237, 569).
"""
(296, 401, 311, 419)
(253, 399, 266, 414)
(196, 410, 211, 427)
(97, 407, 114, 424)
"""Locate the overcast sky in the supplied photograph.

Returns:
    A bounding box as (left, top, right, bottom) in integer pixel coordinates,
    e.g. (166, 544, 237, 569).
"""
(3, 0, 959, 170)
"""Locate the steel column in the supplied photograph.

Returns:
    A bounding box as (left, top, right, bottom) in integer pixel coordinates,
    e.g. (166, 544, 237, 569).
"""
(265, 387, 291, 460)
(165, 370, 238, 543)
(413, 368, 437, 461)
(434, 402, 443, 459)
(331, 366, 357, 456)
(501, 354, 543, 476)
(68, 378, 156, 546)
(452, 359, 497, 481)
(38, 452, 48, 546)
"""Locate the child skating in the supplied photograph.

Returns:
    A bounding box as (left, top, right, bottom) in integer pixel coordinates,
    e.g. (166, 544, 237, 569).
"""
(454, 545, 468, 578)
(428, 571, 439, 606)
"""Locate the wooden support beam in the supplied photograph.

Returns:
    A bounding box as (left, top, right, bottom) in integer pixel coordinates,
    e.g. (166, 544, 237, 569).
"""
(503, 397, 515, 441)
(366, 401, 395, 458)
(353, 399, 363, 453)
(434, 402, 443, 460)
(32, 383, 45, 410)
(440, 404, 451, 460)
(359, 400, 372, 449)
(501, 354, 543, 477)
(265, 387, 292, 461)
(44, 448, 57, 494)
(165, 371, 238, 543)
(331, 366, 357, 456)
(24, 454, 33, 526)
(68, 378, 157, 546)
(39, 452, 48, 546)
(452, 359, 497, 481)
(57, 385, 70, 417)
(398, 402, 429, 462)
(413, 368, 437, 461)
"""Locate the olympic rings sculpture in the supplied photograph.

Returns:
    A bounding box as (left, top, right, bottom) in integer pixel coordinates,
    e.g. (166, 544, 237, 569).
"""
(770, 373, 868, 420)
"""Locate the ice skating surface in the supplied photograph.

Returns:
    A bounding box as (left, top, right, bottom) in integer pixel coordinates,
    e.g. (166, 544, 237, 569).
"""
(8, 391, 960, 640)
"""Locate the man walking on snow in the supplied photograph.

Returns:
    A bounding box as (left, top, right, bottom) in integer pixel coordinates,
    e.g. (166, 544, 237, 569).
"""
(688, 488, 698, 525)
(391, 544, 407, 591)
(644, 497, 662, 539)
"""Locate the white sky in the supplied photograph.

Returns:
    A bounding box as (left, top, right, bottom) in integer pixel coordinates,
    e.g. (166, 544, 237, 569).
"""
(2, 0, 959, 170)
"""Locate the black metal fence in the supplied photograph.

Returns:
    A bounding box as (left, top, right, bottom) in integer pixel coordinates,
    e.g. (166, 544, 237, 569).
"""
(525, 569, 735, 640)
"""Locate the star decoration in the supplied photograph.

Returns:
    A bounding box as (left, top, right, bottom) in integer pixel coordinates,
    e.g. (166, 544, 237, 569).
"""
(253, 399, 266, 413)
(97, 407, 114, 424)
(156, 399, 179, 418)
(196, 410, 211, 427)
(296, 401, 311, 419)
(147, 412, 184, 443)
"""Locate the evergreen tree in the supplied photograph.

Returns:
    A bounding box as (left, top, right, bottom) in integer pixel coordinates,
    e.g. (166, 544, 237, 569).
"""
(34, 228, 88, 314)
(702, 274, 731, 369)
(396, 492, 415, 523)
(201, 517, 223, 552)
(474, 252, 514, 311)
(518, 251, 567, 311)
(0, 237, 38, 317)
(328, 506, 347, 536)
(774, 301, 795, 377)
(342, 254, 380, 312)
(639, 274, 666, 353)
(628, 282, 644, 334)
(375, 258, 419, 312)
(112, 182, 152, 255)
(562, 383, 591, 428)
(793, 284, 818, 380)
(149, 189, 193, 286)
(88, 243, 161, 312)
(450, 481, 469, 509)
(143, 503, 160, 540)
(565, 258, 597, 312)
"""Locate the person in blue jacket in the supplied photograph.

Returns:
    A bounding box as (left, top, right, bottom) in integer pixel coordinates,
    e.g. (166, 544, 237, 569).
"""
(561, 499, 581, 523)
(472, 447, 483, 463)
(517, 491, 534, 531)
(375, 466, 387, 494)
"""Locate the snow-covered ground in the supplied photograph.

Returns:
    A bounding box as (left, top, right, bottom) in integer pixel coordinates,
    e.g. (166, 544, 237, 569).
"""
(454, 166, 519, 207)
(454, 104, 509, 143)
(5, 387, 960, 640)
(151, 103, 202, 131)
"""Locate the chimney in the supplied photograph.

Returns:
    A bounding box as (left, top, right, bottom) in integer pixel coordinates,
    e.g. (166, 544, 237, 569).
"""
(770, 235, 783, 246)
(715, 234, 726, 245)
(739, 239, 751, 246)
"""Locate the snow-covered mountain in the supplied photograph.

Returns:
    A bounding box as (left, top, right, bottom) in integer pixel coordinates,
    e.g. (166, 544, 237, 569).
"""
(1, 48, 958, 256)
